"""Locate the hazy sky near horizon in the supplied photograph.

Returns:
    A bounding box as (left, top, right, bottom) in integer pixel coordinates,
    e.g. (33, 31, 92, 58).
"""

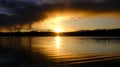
(0, 0, 120, 32)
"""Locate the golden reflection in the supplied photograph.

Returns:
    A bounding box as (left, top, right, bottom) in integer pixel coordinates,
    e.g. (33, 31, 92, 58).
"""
(55, 36, 61, 49)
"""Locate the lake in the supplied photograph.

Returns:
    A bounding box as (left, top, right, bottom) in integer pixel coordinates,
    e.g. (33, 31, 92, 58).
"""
(0, 36, 120, 67)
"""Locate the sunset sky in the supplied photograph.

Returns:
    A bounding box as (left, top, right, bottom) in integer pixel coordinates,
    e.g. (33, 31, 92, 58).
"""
(0, 0, 120, 32)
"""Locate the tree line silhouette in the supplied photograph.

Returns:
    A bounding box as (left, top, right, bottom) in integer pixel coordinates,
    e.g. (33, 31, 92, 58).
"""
(0, 28, 120, 36)
(62, 28, 120, 36)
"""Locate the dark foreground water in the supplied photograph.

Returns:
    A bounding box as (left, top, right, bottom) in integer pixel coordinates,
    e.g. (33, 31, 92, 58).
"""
(0, 36, 120, 67)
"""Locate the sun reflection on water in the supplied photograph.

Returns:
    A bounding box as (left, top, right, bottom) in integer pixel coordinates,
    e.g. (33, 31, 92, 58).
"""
(29, 36, 120, 63)
(55, 36, 61, 49)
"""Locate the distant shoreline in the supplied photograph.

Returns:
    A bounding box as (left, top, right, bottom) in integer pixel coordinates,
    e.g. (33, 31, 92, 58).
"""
(0, 28, 120, 36)
(0, 32, 120, 37)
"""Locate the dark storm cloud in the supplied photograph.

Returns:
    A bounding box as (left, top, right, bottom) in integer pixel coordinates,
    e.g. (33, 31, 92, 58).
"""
(69, 0, 120, 12)
(0, 0, 120, 27)
(0, 3, 65, 26)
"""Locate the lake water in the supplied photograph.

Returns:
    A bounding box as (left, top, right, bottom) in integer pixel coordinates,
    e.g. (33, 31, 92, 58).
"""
(0, 36, 120, 67)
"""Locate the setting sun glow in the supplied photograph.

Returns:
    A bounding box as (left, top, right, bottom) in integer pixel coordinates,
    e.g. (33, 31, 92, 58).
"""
(54, 28, 62, 33)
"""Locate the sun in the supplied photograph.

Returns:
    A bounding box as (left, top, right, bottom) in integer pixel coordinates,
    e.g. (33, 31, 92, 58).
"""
(54, 28, 62, 33)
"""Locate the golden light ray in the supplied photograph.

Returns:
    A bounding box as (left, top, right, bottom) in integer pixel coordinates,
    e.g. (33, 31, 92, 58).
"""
(40, 16, 67, 31)
(55, 36, 61, 49)
(33, 11, 85, 32)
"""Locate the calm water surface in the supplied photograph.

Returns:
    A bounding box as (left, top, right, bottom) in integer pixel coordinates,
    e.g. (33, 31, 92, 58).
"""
(0, 36, 120, 66)
(31, 36, 120, 63)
